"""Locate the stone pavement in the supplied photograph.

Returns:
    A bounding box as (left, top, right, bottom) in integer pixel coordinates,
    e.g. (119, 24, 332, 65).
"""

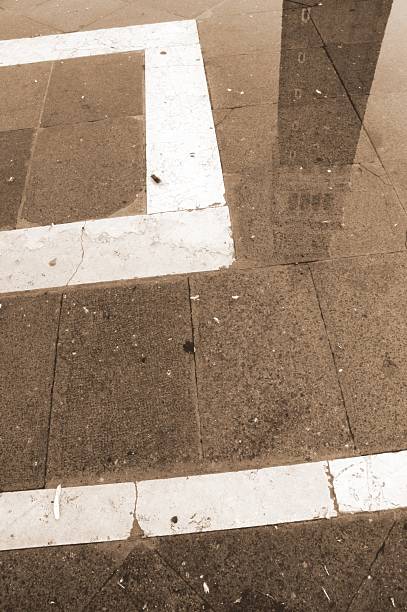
(1, 0, 407, 609)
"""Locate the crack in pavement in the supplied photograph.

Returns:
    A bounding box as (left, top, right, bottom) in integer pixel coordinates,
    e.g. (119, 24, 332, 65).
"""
(346, 519, 397, 612)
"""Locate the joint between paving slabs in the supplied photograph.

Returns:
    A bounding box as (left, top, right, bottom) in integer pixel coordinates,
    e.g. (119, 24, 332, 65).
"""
(154, 549, 218, 611)
(345, 519, 397, 612)
(307, 264, 357, 451)
(16, 61, 55, 229)
(43, 290, 64, 487)
(187, 277, 204, 460)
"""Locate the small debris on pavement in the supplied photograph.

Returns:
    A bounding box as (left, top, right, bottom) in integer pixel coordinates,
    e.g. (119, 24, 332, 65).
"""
(190, 295, 200, 301)
(7, 176, 15, 183)
(151, 174, 161, 183)
(231, 295, 239, 300)
(203, 581, 210, 594)
(322, 587, 331, 602)
(213, 317, 220, 324)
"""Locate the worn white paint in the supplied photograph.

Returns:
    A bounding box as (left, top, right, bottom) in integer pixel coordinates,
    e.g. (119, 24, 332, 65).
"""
(0, 207, 234, 293)
(2, 451, 407, 550)
(136, 462, 336, 537)
(145, 44, 225, 214)
(329, 450, 407, 513)
(0, 483, 136, 551)
(0, 21, 198, 67)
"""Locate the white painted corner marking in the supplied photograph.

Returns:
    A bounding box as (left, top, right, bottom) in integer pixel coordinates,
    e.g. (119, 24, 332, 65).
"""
(0, 21, 232, 293)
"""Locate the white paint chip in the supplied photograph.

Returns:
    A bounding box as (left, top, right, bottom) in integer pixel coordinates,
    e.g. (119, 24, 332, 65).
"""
(329, 450, 407, 513)
(136, 462, 336, 537)
(0, 483, 136, 551)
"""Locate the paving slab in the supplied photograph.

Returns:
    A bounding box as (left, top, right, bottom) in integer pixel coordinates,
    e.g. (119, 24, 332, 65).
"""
(226, 161, 407, 267)
(214, 100, 376, 179)
(41, 52, 144, 128)
(0, 541, 133, 611)
(22, 116, 146, 226)
(0, 128, 33, 230)
(7, 0, 126, 32)
(311, 253, 407, 455)
(199, 8, 321, 60)
(189, 266, 351, 464)
(0, 291, 60, 491)
(326, 41, 407, 98)
(0, 62, 51, 131)
(311, 0, 393, 45)
(349, 519, 407, 612)
(0, 10, 59, 39)
(205, 46, 346, 111)
(157, 513, 397, 611)
(87, 543, 210, 611)
(46, 279, 200, 484)
(85, 2, 178, 30)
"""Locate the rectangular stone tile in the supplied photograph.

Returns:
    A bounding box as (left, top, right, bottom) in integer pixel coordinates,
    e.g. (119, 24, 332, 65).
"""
(190, 266, 352, 464)
(22, 117, 145, 226)
(87, 544, 210, 611)
(199, 8, 321, 60)
(348, 520, 407, 612)
(0, 129, 33, 230)
(0, 62, 51, 131)
(0, 10, 59, 39)
(214, 100, 376, 179)
(12, 0, 125, 32)
(311, 0, 393, 45)
(84, 2, 177, 30)
(0, 292, 60, 491)
(0, 541, 132, 612)
(158, 513, 394, 611)
(41, 52, 144, 128)
(311, 253, 407, 454)
(205, 46, 346, 111)
(226, 160, 407, 267)
(46, 279, 200, 483)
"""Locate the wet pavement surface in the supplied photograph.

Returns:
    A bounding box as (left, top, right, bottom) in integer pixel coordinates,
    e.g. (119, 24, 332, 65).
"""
(1, 0, 407, 608)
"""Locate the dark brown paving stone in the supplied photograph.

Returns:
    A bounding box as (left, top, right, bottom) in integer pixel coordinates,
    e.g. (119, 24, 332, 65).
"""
(46, 280, 200, 484)
(311, 0, 393, 46)
(0, 129, 33, 230)
(0, 62, 52, 131)
(22, 117, 145, 226)
(206, 46, 346, 111)
(190, 266, 351, 464)
(311, 252, 407, 455)
(214, 100, 376, 179)
(41, 52, 144, 128)
(158, 513, 396, 611)
(0, 292, 60, 491)
(199, 8, 321, 60)
(87, 543, 210, 611)
(0, 541, 133, 612)
(0, 10, 59, 39)
(349, 519, 407, 612)
(226, 160, 407, 267)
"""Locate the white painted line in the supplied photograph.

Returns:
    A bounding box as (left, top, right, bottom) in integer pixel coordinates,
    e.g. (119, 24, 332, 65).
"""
(329, 450, 407, 513)
(0, 207, 234, 294)
(145, 44, 225, 214)
(0, 483, 136, 551)
(2, 451, 407, 551)
(0, 21, 198, 66)
(136, 462, 336, 537)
